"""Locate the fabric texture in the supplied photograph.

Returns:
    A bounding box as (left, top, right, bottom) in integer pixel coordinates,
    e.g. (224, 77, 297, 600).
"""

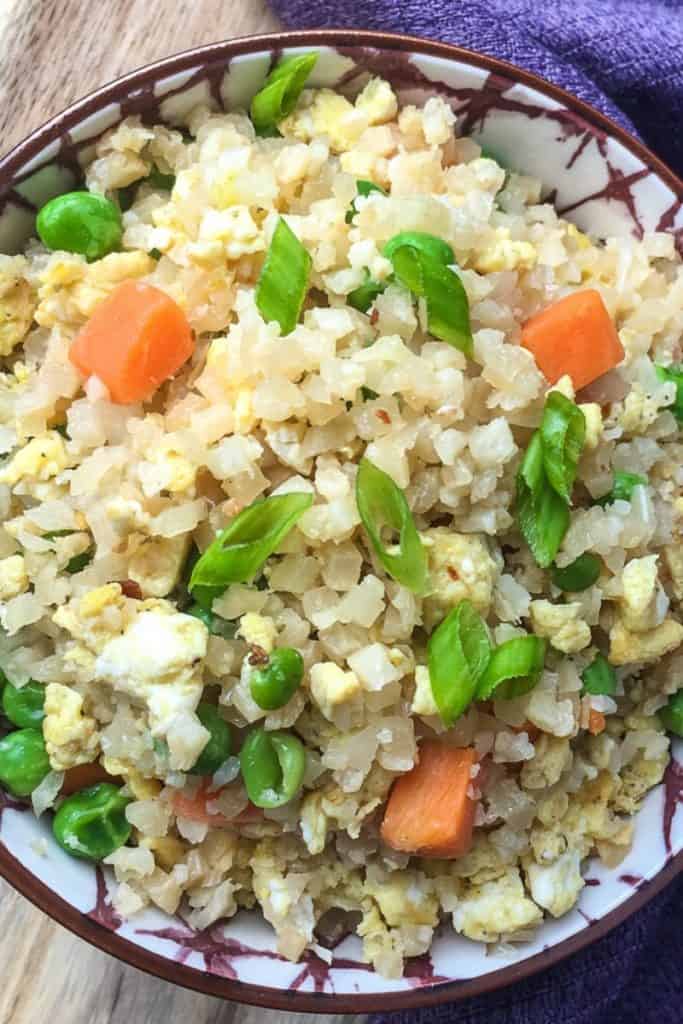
(268, 0, 683, 175)
(267, 2, 683, 1019)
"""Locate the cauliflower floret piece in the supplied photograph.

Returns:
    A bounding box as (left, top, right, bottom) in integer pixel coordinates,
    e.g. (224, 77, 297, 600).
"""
(0, 256, 35, 355)
(43, 683, 100, 770)
(0, 431, 68, 485)
(618, 383, 663, 434)
(473, 230, 537, 274)
(309, 662, 362, 724)
(529, 600, 591, 653)
(619, 555, 669, 632)
(354, 77, 398, 126)
(520, 735, 572, 790)
(237, 613, 277, 654)
(423, 528, 497, 626)
(525, 847, 584, 918)
(421, 96, 456, 146)
(609, 615, 683, 665)
(452, 868, 542, 942)
(0, 554, 29, 600)
(300, 791, 328, 855)
(128, 534, 191, 598)
(411, 664, 438, 717)
(579, 403, 603, 450)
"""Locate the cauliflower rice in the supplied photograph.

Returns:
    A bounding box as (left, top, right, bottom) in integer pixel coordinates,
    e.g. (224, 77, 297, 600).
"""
(0, 70, 681, 978)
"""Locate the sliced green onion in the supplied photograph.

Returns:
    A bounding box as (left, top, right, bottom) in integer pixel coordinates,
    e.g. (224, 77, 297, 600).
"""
(595, 471, 648, 506)
(655, 364, 683, 422)
(581, 653, 616, 696)
(551, 553, 601, 592)
(516, 432, 570, 568)
(428, 600, 491, 725)
(346, 179, 386, 224)
(348, 270, 386, 313)
(250, 52, 319, 135)
(477, 635, 546, 701)
(355, 458, 428, 593)
(186, 602, 238, 639)
(256, 218, 312, 335)
(189, 492, 313, 605)
(66, 550, 93, 574)
(540, 392, 586, 502)
(383, 233, 472, 355)
(360, 386, 379, 401)
(148, 248, 162, 261)
(660, 690, 683, 737)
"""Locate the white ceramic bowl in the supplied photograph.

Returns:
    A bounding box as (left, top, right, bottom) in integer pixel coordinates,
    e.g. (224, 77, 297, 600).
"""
(0, 29, 680, 1014)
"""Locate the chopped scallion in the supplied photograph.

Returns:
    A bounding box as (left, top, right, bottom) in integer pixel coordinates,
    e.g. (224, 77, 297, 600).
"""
(476, 635, 547, 701)
(256, 218, 312, 336)
(428, 600, 491, 725)
(250, 52, 319, 135)
(551, 553, 601, 592)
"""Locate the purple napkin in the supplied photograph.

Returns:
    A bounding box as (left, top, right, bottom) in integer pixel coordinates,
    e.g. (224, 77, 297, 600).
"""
(267, 3, 683, 1020)
(269, 0, 683, 175)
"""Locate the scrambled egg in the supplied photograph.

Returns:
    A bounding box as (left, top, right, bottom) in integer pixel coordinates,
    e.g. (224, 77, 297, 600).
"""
(609, 615, 683, 665)
(35, 251, 153, 327)
(452, 868, 542, 942)
(43, 683, 100, 770)
(529, 599, 591, 653)
(579, 403, 603, 450)
(365, 868, 439, 928)
(309, 662, 362, 723)
(0, 431, 68, 485)
(520, 735, 572, 790)
(618, 383, 663, 435)
(613, 750, 669, 814)
(472, 230, 537, 275)
(525, 848, 584, 918)
(0, 256, 35, 356)
(663, 544, 683, 602)
(128, 534, 191, 598)
(280, 78, 396, 153)
(410, 664, 438, 717)
(138, 445, 196, 496)
(238, 612, 277, 654)
(423, 528, 497, 626)
(619, 555, 668, 632)
(0, 554, 29, 600)
(140, 835, 188, 872)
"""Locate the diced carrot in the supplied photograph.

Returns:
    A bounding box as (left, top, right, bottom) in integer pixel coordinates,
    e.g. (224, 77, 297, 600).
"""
(380, 741, 477, 858)
(588, 709, 606, 735)
(69, 280, 194, 404)
(171, 782, 261, 827)
(521, 289, 624, 391)
(61, 761, 120, 796)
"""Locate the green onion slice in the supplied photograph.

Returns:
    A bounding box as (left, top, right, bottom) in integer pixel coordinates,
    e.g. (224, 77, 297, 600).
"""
(355, 457, 428, 593)
(256, 218, 312, 336)
(660, 690, 683, 738)
(581, 653, 616, 696)
(348, 270, 386, 313)
(147, 167, 175, 191)
(66, 550, 93, 574)
(655, 364, 683, 422)
(516, 432, 570, 568)
(595, 471, 648, 506)
(346, 179, 386, 224)
(250, 52, 319, 135)
(189, 492, 313, 606)
(383, 235, 472, 355)
(551, 553, 601, 592)
(540, 391, 586, 502)
(477, 635, 547, 701)
(428, 600, 491, 725)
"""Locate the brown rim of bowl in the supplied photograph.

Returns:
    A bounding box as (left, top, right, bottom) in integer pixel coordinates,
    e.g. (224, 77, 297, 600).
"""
(0, 27, 680, 1014)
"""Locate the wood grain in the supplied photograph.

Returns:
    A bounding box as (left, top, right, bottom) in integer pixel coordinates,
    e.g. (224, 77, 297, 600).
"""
(0, 8, 366, 1023)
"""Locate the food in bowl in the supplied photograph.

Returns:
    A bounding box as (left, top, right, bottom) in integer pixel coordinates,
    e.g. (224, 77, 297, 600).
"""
(0, 51, 681, 979)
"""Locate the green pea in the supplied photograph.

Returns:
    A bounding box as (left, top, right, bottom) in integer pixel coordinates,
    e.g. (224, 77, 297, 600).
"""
(239, 727, 306, 809)
(660, 690, 683, 738)
(191, 702, 232, 776)
(2, 680, 46, 729)
(0, 728, 50, 797)
(250, 648, 304, 711)
(37, 191, 122, 262)
(52, 783, 132, 861)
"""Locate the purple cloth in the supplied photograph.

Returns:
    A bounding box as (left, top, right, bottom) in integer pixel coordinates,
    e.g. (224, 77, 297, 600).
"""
(269, 0, 683, 175)
(267, 4, 683, 1020)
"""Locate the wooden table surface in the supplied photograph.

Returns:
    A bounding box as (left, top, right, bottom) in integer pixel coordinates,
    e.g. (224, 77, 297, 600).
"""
(0, 3, 363, 1022)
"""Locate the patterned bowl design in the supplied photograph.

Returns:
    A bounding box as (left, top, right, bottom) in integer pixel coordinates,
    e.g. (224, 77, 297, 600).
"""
(0, 30, 680, 1015)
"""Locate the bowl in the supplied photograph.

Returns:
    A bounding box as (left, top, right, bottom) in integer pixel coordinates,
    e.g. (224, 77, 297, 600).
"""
(0, 28, 681, 1014)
